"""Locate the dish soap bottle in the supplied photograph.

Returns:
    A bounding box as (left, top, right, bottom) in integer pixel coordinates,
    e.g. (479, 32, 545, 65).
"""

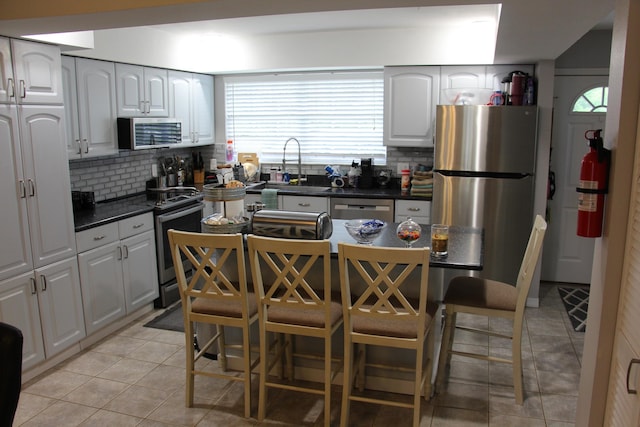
(225, 139, 235, 164)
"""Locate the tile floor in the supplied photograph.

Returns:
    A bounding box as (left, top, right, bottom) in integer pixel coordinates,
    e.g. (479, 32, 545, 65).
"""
(14, 282, 585, 426)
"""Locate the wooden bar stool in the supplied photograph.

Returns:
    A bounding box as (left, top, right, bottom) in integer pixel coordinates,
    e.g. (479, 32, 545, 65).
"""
(435, 215, 547, 404)
(247, 235, 343, 427)
(168, 230, 258, 418)
(337, 242, 436, 427)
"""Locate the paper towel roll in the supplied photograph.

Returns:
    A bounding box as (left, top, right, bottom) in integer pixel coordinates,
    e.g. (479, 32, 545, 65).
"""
(210, 158, 217, 170)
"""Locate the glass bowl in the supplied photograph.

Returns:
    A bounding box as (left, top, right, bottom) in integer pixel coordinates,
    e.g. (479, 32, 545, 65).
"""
(344, 219, 387, 245)
(396, 217, 422, 247)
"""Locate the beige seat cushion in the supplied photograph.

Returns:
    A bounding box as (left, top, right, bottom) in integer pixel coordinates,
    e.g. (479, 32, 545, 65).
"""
(191, 292, 258, 318)
(352, 301, 439, 339)
(268, 300, 343, 328)
(444, 276, 517, 311)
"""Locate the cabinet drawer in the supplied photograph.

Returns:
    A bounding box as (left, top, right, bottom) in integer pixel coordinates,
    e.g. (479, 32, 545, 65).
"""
(395, 200, 431, 223)
(281, 195, 328, 213)
(76, 222, 119, 253)
(119, 212, 154, 239)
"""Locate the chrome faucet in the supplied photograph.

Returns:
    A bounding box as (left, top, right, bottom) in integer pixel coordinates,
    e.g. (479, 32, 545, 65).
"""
(283, 137, 302, 185)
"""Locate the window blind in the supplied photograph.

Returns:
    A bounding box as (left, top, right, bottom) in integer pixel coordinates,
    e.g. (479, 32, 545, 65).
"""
(224, 71, 385, 166)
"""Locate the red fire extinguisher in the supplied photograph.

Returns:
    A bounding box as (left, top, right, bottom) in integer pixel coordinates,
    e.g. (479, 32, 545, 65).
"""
(576, 129, 610, 237)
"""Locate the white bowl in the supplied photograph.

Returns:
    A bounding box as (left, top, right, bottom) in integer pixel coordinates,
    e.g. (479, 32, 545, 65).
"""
(344, 219, 387, 245)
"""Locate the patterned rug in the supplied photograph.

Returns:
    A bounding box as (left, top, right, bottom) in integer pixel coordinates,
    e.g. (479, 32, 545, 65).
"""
(558, 286, 589, 332)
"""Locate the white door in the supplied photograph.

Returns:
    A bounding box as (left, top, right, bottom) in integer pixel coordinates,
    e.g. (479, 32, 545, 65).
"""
(10, 39, 63, 105)
(0, 37, 14, 103)
(122, 230, 158, 313)
(144, 67, 168, 117)
(168, 70, 194, 143)
(193, 73, 214, 145)
(541, 74, 608, 284)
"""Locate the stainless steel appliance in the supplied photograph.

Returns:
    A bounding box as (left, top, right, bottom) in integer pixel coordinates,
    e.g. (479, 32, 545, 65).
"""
(330, 197, 394, 223)
(150, 188, 204, 307)
(251, 209, 333, 239)
(432, 105, 538, 285)
(117, 117, 182, 150)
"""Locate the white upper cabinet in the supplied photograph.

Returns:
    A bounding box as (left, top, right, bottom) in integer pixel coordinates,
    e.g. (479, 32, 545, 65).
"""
(8, 39, 63, 105)
(116, 63, 169, 117)
(168, 70, 214, 146)
(71, 57, 119, 158)
(440, 66, 486, 90)
(383, 66, 440, 147)
(0, 38, 13, 103)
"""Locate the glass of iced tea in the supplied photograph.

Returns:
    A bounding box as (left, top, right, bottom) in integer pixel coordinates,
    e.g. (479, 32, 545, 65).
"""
(431, 224, 449, 258)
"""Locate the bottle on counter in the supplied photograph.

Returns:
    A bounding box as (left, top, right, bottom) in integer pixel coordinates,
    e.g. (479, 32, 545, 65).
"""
(401, 169, 411, 193)
(226, 139, 235, 163)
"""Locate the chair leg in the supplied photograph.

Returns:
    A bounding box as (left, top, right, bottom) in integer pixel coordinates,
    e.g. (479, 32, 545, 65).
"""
(217, 324, 227, 371)
(413, 341, 424, 427)
(436, 310, 455, 392)
(356, 343, 366, 391)
(423, 326, 436, 400)
(242, 324, 252, 418)
(285, 333, 294, 381)
(258, 326, 268, 421)
(185, 320, 195, 407)
(323, 333, 332, 427)
(340, 341, 353, 427)
(512, 327, 524, 404)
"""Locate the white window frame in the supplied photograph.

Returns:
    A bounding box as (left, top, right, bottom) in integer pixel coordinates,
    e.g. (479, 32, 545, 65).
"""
(223, 70, 386, 166)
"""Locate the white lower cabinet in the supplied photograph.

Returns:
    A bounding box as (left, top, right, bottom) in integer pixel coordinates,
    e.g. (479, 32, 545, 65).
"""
(395, 199, 431, 224)
(0, 257, 85, 370)
(77, 213, 158, 335)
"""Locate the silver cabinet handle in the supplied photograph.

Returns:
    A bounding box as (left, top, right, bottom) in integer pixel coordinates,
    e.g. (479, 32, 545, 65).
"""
(195, 132, 199, 143)
(93, 235, 106, 241)
(76, 139, 82, 154)
(28, 179, 35, 197)
(123, 245, 129, 259)
(83, 139, 88, 154)
(40, 275, 47, 292)
(30, 277, 37, 295)
(627, 358, 640, 394)
(7, 78, 15, 98)
(133, 223, 144, 229)
(298, 202, 311, 207)
(18, 180, 26, 198)
(19, 79, 26, 99)
(407, 207, 421, 212)
(117, 246, 123, 260)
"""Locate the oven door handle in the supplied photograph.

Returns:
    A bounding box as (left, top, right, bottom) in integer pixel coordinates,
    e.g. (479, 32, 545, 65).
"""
(156, 202, 204, 223)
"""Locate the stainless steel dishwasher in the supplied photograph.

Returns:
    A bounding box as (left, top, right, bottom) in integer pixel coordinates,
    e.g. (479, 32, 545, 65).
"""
(330, 197, 394, 222)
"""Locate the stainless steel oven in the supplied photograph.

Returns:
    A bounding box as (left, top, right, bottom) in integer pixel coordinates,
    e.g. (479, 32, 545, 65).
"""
(152, 191, 204, 307)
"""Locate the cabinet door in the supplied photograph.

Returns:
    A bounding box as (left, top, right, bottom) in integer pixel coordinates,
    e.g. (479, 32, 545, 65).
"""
(35, 257, 85, 357)
(115, 63, 145, 117)
(75, 58, 118, 157)
(0, 105, 32, 281)
(168, 70, 194, 143)
(78, 241, 126, 335)
(10, 39, 63, 105)
(395, 199, 431, 224)
(0, 272, 45, 370)
(485, 65, 534, 92)
(192, 73, 214, 145)
(440, 66, 486, 90)
(61, 56, 81, 159)
(384, 66, 440, 147)
(144, 67, 168, 117)
(19, 105, 77, 268)
(121, 230, 159, 313)
(0, 37, 14, 103)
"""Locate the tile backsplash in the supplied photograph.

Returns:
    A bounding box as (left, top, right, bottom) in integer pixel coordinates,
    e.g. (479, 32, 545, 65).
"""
(68, 144, 431, 202)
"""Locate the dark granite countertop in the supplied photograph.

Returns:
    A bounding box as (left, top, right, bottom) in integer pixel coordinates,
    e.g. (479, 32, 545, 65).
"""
(73, 194, 155, 232)
(329, 219, 483, 270)
(245, 182, 431, 201)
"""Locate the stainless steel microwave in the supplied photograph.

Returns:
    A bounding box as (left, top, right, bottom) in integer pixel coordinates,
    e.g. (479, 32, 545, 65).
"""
(117, 117, 182, 150)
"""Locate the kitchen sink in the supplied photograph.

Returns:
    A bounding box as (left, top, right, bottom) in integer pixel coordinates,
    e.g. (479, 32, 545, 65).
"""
(246, 181, 332, 194)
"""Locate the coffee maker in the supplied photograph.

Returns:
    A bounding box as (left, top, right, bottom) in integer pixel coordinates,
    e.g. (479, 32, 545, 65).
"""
(360, 158, 374, 189)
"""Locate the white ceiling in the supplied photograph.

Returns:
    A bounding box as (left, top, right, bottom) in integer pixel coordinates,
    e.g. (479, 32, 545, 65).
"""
(1, 0, 615, 67)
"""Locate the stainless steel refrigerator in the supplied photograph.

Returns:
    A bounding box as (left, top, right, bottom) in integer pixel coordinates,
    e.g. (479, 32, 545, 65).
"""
(432, 105, 538, 285)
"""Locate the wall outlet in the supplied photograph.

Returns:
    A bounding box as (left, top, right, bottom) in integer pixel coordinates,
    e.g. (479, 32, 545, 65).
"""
(397, 162, 410, 174)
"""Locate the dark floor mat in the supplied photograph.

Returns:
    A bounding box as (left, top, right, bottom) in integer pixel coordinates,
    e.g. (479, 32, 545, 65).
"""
(558, 286, 589, 332)
(143, 303, 184, 332)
